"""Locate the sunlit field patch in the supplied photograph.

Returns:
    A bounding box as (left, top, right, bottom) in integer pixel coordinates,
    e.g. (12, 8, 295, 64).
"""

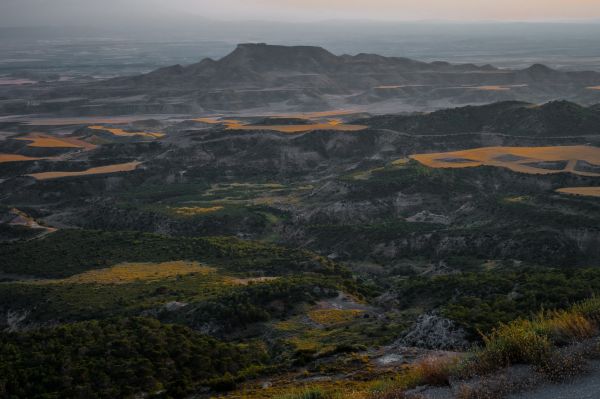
(194, 117, 242, 125)
(308, 309, 365, 326)
(28, 161, 141, 180)
(556, 187, 600, 198)
(391, 158, 410, 166)
(42, 261, 215, 284)
(587, 86, 600, 90)
(193, 116, 367, 133)
(466, 84, 528, 91)
(0, 153, 43, 163)
(471, 85, 510, 91)
(15, 133, 95, 149)
(227, 276, 279, 285)
(88, 125, 165, 139)
(410, 146, 600, 176)
(504, 195, 531, 203)
(172, 206, 224, 216)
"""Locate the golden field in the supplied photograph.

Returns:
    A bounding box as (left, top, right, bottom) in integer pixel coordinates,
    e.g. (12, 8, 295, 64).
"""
(410, 145, 600, 176)
(466, 84, 528, 91)
(308, 309, 365, 326)
(28, 161, 141, 180)
(194, 115, 367, 133)
(227, 276, 278, 286)
(0, 153, 43, 163)
(16, 133, 96, 150)
(556, 187, 600, 198)
(88, 125, 165, 139)
(172, 206, 224, 216)
(469, 85, 511, 91)
(43, 261, 215, 285)
(194, 117, 242, 125)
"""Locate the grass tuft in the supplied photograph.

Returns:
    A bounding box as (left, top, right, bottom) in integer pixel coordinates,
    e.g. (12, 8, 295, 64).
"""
(479, 319, 552, 369)
(535, 310, 597, 344)
(413, 354, 462, 386)
(368, 354, 461, 399)
(572, 296, 600, 323)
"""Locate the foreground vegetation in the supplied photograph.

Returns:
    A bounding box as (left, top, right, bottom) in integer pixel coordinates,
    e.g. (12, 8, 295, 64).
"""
(0, 317, 269, 398)
(394, 267, 600, 336)
(2, 117, 600, 398)
(240, 297, 600, 399)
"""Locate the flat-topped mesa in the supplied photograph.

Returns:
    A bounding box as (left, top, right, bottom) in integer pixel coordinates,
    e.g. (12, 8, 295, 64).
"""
(218, 43, 340, 72)
(108, 43, 570, 87)
(52, 43, 600, 114)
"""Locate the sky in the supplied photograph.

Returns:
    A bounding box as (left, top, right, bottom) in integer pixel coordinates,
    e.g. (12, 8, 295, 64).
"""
(198, 0, 600, 22)
(2, 0, 600, 26)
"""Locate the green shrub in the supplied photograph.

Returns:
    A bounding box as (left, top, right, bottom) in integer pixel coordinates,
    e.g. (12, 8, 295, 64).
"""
(479, 319, 553, 369)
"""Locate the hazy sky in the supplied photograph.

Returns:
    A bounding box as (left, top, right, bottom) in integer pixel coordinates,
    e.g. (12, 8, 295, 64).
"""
(200, 0, 600, 21)
(2, 0, 600, 26)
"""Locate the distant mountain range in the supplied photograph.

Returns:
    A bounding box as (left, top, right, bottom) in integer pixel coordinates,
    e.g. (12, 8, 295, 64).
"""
(4, 43, 600, 115)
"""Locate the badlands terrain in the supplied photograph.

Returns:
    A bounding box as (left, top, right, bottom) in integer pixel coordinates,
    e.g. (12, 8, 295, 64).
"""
(0, 44, 599, 399)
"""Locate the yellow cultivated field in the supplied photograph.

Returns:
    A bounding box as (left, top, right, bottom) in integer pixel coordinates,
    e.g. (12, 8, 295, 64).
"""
(15, 133, 95, 149)
(194, 117, 221, 124)
(556, 187, 600, 198)
(410, 146, 600, 176)
(193, 114, 367, 133)
(504, 195, 531, 203)
(587, 86, 600, 90)
(194, 117, 242, 125)
(308, 309, 365, 326)
(466, 84, 528, 91)
(391, 158, 410, 166)
(0, 153, 43, 163)
(227, 276, 278, 285)
(28, 161, 141, 180)
(173, 206, 224, 216)
(88, 125, 165, 139)
(471, 85, 511, 91)
(44, 261, 215, 285)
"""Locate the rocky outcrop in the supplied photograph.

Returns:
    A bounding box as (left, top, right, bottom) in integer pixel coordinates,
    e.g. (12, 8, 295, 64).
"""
(0, 310, 30, 332)
(398, 313, 470, 351)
